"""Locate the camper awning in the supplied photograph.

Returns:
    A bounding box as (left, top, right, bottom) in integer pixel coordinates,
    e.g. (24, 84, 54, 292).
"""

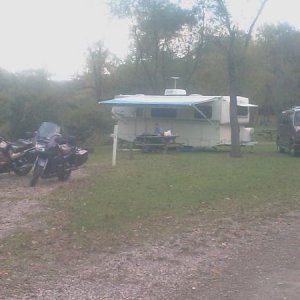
(99, 95, 219, 108)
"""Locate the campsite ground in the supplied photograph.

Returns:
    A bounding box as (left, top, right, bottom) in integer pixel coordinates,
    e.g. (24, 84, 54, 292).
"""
(1, 146, 300, 299)
(0, 169, 300, 299)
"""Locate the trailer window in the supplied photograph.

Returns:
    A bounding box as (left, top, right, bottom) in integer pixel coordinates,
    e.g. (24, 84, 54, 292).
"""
(151, 108, 177, 118)
(194, 105, 212, 119)
(237, 106, 248, 117)
(294, 111, 300, 126)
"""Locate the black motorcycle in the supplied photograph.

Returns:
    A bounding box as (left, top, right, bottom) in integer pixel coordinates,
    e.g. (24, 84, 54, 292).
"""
(30, 122, 88, 187)
(0, 136, 36, 176)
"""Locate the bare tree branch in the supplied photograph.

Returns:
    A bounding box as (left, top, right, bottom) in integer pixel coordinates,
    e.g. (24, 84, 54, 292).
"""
(216, 0, 232, 33)
(245, 0, 269, 48)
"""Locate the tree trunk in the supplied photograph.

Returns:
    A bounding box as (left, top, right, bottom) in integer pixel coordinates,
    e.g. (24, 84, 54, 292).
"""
(228, 38, 241, 158)
(229, 95, 241, 157)
(215, 0, 268, 158)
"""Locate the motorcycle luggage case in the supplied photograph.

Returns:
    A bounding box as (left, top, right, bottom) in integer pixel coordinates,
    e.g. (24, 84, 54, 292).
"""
(76, 149, 88, 166)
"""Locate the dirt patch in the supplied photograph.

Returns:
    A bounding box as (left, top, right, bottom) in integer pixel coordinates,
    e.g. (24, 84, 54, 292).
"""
(8, 215, 297, 300)
(0, 174, 46, 240)
(0, 169, 88, 239)
(1, 170, 300, 299)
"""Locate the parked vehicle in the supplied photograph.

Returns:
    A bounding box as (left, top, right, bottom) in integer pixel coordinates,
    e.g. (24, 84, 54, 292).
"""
(0, 136, 36, 175)
(277, 106, 300, 156)
(99, 89, 258, 148)
(30, 122, 88, 187)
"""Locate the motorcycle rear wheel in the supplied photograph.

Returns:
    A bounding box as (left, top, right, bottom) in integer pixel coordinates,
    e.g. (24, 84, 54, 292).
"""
(14, 165, 32, 176)
(58, 169, 71, 181)
(30, 165, 43, 187)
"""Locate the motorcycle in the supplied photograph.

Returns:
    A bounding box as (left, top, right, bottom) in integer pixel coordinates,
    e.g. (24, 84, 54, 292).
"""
(30, 122, 88, 187)
(0, 136, 36, 176)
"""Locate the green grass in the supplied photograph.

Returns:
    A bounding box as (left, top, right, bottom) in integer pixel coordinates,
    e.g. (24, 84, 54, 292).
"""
(51, 142, 300, 240)
(2, 141, 300, 276)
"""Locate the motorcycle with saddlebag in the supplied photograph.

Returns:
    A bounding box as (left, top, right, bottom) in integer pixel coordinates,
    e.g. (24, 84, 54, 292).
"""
(0, 136, 36, 176)
(30, 122, 88, 187)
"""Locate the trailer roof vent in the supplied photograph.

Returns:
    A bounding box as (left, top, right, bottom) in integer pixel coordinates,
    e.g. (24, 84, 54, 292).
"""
(164, 89, 187, 96)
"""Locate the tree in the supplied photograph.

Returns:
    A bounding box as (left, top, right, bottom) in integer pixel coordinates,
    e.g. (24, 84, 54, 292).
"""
(85, 41, 119, 100)
(213, 0, 268, 157)
(255, 23, 300, 115)
(0, 69, 13, 135)
(109, 0, 196, 93)
(8, 70, 62, 137)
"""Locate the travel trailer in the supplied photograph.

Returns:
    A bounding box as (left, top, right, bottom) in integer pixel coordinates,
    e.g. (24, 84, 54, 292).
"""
(99, 89, 257, 148)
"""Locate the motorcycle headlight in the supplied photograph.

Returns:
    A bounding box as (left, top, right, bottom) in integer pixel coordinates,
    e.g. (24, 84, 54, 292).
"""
(36, 143, 46, 151)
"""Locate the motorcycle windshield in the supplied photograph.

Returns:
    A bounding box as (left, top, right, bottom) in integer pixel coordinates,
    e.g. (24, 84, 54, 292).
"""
(37, 122, 61, 139)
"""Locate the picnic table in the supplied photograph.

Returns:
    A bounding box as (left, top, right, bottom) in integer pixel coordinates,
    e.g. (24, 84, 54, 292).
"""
(256, 129, 277, 141)
(134, 134, 183, 153)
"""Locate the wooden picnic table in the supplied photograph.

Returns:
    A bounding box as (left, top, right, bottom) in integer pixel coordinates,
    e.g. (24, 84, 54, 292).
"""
(256, 129, 277, 141)
(134, 134, 183, 153)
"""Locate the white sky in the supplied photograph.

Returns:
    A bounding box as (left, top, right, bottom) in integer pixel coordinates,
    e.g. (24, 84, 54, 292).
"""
(0, 0, 299, 80)
(0, 0, 130, 80)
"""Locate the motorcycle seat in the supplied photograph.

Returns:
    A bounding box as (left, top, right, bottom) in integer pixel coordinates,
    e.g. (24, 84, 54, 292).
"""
(11, 140, 34, 153)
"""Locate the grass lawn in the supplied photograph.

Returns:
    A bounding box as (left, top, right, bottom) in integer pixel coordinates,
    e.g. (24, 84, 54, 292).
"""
(2, 140, 300, 281)
(50, 141, 300, 244)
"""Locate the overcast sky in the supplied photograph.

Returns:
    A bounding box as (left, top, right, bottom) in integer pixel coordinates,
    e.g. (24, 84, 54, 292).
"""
(0, 0, 299, 80)
(0, 0, 130, 80)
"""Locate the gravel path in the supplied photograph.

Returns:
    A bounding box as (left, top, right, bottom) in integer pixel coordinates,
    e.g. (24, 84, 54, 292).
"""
(0, 173, 55, 240)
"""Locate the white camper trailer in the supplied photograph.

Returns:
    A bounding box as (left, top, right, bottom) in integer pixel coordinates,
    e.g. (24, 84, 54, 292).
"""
(100, 90, 257, 148)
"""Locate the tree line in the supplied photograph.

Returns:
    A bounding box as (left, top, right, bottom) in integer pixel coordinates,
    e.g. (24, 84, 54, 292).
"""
(1, 0, 299, 146)
(0, 69, 112, 143)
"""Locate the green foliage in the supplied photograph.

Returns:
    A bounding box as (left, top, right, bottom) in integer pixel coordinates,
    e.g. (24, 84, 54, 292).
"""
(6, 71, 64, 137)
(62, 96, 113, 143)
(243, 23, 300, 120)
(84, 41, 120, 100)
(109, 0, 199, 92)
(2, 2, 300, 142)
(0, 69, 112, 142)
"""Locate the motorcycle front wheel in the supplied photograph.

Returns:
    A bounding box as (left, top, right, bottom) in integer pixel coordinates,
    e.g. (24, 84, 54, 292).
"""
(30, 165, 43, 187)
